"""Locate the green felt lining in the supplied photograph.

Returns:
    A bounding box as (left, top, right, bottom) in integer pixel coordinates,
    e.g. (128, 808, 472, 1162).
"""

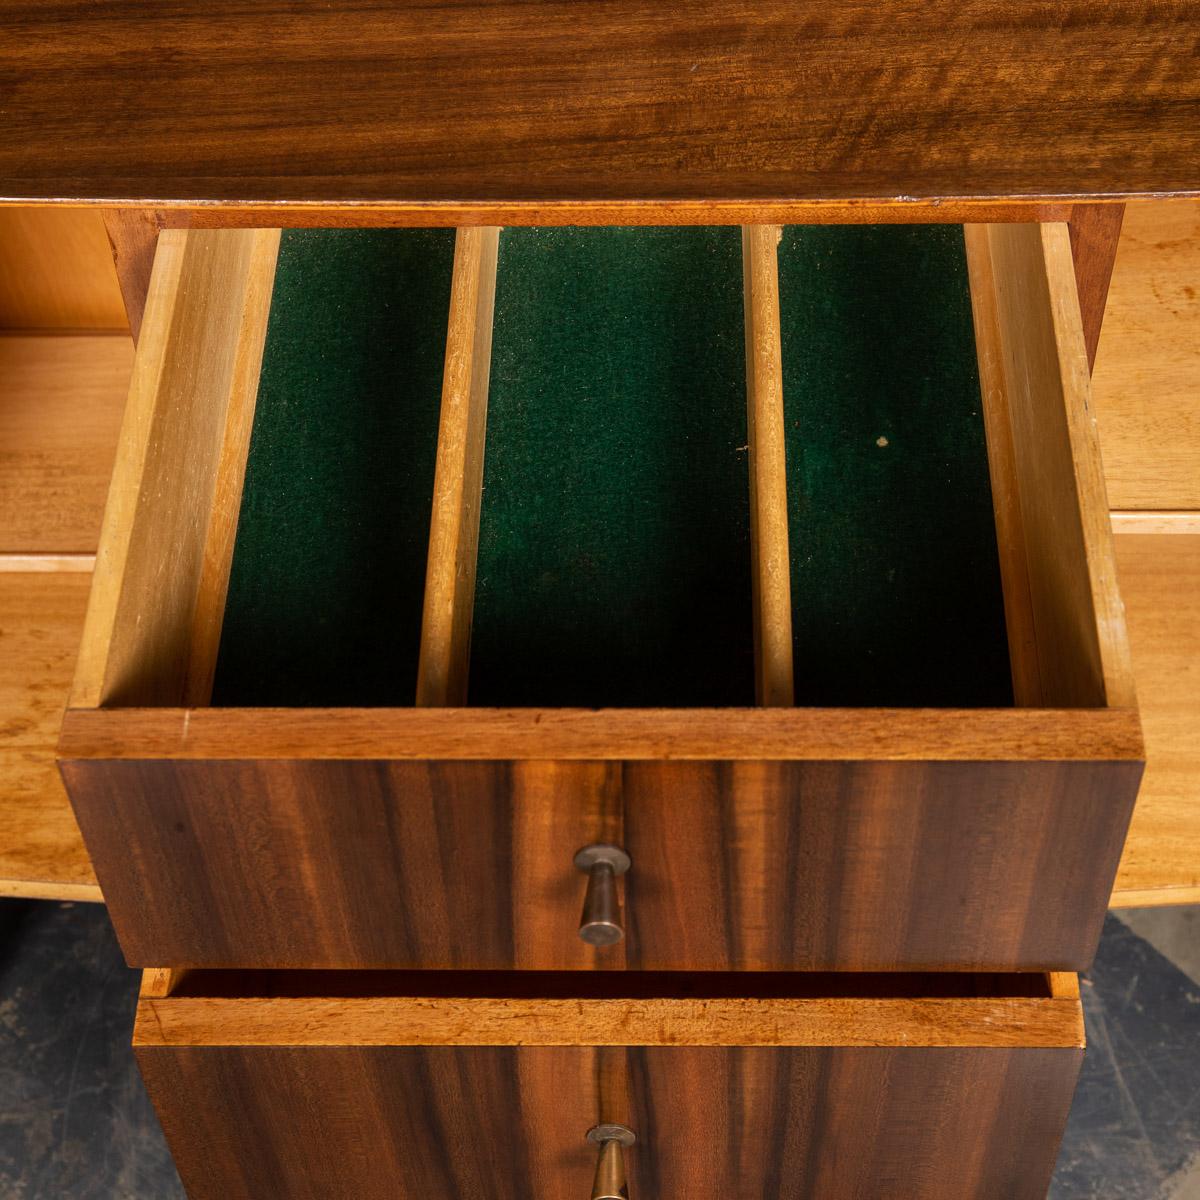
(211, 225, 1012, 711)
(778, 225, 1012, 706)
(211, 229, 454, 706)
(468, 227, 755, 707)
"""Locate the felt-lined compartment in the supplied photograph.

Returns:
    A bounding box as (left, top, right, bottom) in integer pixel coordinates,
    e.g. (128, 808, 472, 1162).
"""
(778, 226, 1013, 707)
(211, 224, 1011, 711)
(468, 227, 756, 707)
(212, 229, 454, 706)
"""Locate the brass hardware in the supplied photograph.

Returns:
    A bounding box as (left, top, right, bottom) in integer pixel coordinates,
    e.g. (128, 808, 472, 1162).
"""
(586, 1123, 635, 1199)
(574, 844, 631, 946)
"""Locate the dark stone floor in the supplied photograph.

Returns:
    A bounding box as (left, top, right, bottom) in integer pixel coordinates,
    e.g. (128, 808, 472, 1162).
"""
(0, 900, 1196, 1198)
(1051, 911, 1200, 1199)
(0, 901, 181, 1199)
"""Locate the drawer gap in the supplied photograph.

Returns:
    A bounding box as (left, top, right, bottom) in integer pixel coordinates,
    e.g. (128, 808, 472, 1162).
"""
(162, 968, 1056, 1001)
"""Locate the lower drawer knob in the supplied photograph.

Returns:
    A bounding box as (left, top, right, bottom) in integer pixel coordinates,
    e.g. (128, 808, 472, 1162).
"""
(574, 844, 632, 946)
(586, 1123, 636, 1200)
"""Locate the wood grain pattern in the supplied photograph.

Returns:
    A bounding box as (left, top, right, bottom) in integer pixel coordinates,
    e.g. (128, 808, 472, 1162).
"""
(181, 232, 280, 706)
(0, 573, 100, 900)
(59, 705, 1144, 763)
(61, 749, 1139, 969)
(1, 1, 1197, 209)
(134, 978, 1083, 1048)
(0, 331, 128, 899)
(1068, 203, 1125, 372)
(1093, 199, 1200, 511)
(70, 228, 280, 709)
(100, 209, 163, 343)
(135, 1035, 1081, 1199)
(969, 228, 1040, 702)
(1112, 534, 1200, 905)
(416, 227, 499, 706)
(622, 759, 1137, 972)
(0, 335, 131, 554)
(0, 209, 126, 329)
(965, 222, 1135, 709)
(742, 225, 793, 706)
(65, 758, 622, 969)
(154, 199, 1079, 229)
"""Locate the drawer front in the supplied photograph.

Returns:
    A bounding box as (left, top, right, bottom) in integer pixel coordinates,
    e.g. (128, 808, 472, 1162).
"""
(133, 976, 1084, 1200)
(139, 1045, 1078, 1199)
(62, 730, 1140, 970)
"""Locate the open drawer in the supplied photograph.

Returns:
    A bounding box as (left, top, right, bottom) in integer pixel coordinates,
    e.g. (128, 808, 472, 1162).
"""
(60, 222, 1142, 971)
(134, 967, 1083, 1199)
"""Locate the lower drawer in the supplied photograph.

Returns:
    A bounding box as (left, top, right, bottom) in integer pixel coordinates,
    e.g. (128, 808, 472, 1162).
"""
(135, 970, 1083, 1200)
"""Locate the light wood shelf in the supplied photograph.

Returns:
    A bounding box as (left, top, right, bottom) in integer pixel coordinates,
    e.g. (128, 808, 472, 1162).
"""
(1093, 200, 1200, 513)
(0, 332, 130, 900)
(1111, 533, 1200, 906)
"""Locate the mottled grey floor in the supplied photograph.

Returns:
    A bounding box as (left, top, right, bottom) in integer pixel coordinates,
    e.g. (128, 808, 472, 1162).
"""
(0, 900, 1196, 1198)
(1051, 910, 1200, 1200)
(0, 901, 182, 1199)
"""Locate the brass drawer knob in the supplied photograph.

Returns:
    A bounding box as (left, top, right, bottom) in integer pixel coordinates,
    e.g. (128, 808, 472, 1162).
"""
(587, 1123, 636, 1199)
(574, 844, 631, 946)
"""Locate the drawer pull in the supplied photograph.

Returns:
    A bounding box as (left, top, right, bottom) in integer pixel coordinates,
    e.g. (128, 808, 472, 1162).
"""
(574, 844, 631, 947)
(586, 1123, 636, 1200)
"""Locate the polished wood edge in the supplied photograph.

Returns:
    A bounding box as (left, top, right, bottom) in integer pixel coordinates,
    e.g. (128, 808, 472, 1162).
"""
(1110, 511, 1200, 534)
(1068, 204, 1125, 373)
(1111, 886, 1200, 908)
(0, 554, 96, 573)
(0, 198, 1099, 229)
(58, 706, 1145, 762)
(416, 227, 500, 706)
(743, 225, 794, 707)
(0, 879, 104, 903)
(132, 993, 1085, 1049)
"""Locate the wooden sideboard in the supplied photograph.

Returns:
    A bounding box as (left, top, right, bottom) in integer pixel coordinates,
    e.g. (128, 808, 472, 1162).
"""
(1, 4, 1198, 1194)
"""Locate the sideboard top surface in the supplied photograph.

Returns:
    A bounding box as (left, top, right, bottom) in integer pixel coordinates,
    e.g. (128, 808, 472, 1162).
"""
(1, 0, 1198, 212)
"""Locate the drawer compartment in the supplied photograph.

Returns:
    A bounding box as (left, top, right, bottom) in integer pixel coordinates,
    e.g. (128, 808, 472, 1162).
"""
(60, 222, 1141, 970)
(134, 968, 1083, 1200)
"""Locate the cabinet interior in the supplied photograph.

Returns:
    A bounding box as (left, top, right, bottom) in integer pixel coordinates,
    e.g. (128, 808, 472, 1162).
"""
(211, 225, 1012, 710)
(74, 221, 1133, 717)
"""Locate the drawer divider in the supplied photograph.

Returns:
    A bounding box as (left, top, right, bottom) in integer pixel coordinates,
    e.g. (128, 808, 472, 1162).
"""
(742, 225, 795, 707)
(416, 227, 501, 706)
